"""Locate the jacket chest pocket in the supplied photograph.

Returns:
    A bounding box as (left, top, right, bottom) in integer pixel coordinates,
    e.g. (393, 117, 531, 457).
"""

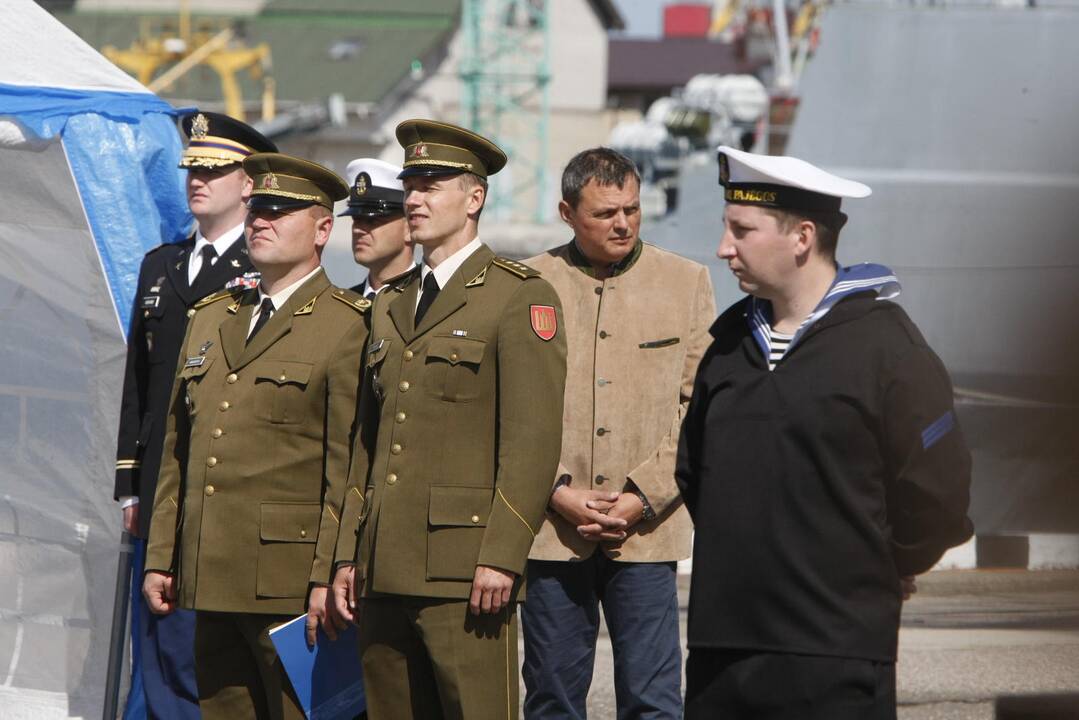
(424, 335, 487, 403)
(253, 361, 314, 424)
(426, 485, 491, 581)
(178, 357, 214, 417)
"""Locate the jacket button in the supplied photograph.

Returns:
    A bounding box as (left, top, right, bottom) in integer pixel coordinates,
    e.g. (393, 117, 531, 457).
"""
(594, 287, 602, 295)
(219, 401, 230, 411)
(391, 443, 403, 455)
(399, 381, 410, 392)
(279, 373, 287, 382)
(595, 475, 606, 484)
(596, 427, 607, 436)
(599, 331, 608, 339)
(386, 473, 398, 485)
(205, 485, 215, 496)
(471, 515, 480, 524)
(211, 428, 223, 439)
(395, 412, 407, 423)
(226, 373, 238, 384)
(300, 529, 307, 538)
(206, 456, 217, 467)
(450, 353, 459, 362)
(143, 310, 150, 318)
(404, 350, 414, 361)
(186, 308, 196, 318)
(597, 378, 608, 387)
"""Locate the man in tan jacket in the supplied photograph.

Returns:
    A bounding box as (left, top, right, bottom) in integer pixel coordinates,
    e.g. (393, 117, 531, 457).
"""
(523, 148, 716, 720)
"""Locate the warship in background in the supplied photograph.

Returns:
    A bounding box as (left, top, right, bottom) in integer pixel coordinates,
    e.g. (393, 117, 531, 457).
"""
(645, 1, 1079, 556)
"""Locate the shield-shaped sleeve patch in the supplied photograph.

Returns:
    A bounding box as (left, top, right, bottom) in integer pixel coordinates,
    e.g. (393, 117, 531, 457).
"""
(530, 304, 557, 341)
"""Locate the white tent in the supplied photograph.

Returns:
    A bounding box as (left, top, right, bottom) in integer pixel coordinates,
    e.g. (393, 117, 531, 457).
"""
(0, 1, 190, 717)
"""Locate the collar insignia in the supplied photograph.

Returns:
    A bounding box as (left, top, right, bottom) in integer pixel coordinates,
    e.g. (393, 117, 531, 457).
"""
(230, 259, 241, 268)
(191, 113, 210, 140)
(198, 340, 214, 355)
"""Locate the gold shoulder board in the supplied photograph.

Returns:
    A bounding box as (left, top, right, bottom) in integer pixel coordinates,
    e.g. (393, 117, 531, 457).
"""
(491, 256, 540, 280)
(193, 288, 241, 309)
(332, 288, 372, 312)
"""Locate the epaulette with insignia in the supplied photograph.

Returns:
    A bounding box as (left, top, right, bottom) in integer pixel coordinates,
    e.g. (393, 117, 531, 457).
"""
(193, 288, 243, 309)
(491, 256, 540, 279)
(331, 288, 372, 313)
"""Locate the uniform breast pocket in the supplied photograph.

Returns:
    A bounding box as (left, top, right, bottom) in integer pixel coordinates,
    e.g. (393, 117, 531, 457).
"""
(178, 357, 214, 417)
(426, 485, 491, 581)
(424, 335, 487, 403)
(253, 360, 314, 424)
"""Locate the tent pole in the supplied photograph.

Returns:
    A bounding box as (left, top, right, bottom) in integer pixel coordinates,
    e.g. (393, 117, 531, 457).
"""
(103, 531, 135, 720)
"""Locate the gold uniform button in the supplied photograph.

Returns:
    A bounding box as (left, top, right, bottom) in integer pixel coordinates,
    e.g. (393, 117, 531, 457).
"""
(471, 515, 480, 524)
(450, 353, 459, 362)
(206, 457, 217, 467)
(219, 401, 230, 411)
(404, 350, 414, 361)
(395, 412, 407, 423)
(186, 308, 196, 318)
(204, 485, 215, 496)
(299, 529, 307, 538)
(399, 381, 410, 392)
(279, 373, 287, 382)
(211, 428, 223, 439)
(391, 443, 403, 455)
(226, 373, 238, 384)
(386, 473, 398, 485)
(143, 310, 150, 318)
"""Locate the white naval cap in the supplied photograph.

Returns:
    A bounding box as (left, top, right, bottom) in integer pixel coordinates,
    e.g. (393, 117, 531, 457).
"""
(717, 145, 871, 213)
(339, 158, 405, 218)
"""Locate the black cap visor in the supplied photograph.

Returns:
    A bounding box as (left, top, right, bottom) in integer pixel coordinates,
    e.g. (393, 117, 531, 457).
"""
(397, 165, 467, 180)
(246, 195, 317, 212)
(338, 202, 404, 218)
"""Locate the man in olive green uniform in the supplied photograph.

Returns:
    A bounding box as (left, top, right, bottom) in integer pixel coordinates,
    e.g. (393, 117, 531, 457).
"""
(143, 153, 367, 720)
(330, 120, 567, 720)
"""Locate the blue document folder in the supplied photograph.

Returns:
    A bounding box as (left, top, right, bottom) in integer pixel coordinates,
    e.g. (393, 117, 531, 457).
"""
(269, 614, 366, 720)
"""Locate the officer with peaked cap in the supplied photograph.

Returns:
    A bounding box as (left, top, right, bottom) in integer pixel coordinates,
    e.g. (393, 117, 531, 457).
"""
(328, 120, 567, 719)
(339, 158, 416, 300)
(143, 153, 369, 720)
(112, 110, 276, 720)
(676, 146, 973, 719)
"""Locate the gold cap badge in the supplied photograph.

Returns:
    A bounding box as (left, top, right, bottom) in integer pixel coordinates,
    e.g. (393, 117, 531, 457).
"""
(355, 172, 369, 195)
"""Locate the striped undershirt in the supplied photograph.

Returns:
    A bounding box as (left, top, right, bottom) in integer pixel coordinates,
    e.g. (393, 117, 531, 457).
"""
(766, 326, 795, 371)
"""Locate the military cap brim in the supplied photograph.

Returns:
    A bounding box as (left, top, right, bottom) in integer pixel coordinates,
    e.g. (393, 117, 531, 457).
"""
(179, 111, 277, 169)
(395, 119, 507, 180)
(243, 152, 349, 211)
(337, 203, 405, 218)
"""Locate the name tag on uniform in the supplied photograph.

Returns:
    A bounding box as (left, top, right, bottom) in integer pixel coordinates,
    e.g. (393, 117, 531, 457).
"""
(184, 356, 205, 368)
(451, 329, 468, 337)
(141, 296, 160, 308)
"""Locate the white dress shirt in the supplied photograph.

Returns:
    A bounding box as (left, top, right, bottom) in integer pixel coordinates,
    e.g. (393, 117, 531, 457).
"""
(188, 222, 246, 284)
(248, 266, 324, 337)
(416, 237, 482, 311)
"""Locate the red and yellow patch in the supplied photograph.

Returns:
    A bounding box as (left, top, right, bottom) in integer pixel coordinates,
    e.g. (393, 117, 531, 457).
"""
(530, 305, 557, 341)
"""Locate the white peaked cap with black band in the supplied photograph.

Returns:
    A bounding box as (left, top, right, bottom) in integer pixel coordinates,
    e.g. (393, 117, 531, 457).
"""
(339, 158, 406, 218)
(717, 145, 871, 213)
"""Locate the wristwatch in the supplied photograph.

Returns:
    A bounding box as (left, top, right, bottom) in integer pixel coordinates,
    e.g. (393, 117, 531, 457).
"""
(632, 485, 656, 521)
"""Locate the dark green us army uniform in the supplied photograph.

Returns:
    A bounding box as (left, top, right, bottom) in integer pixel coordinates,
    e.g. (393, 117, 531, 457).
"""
(334, 121, 567, 720)
(145, 154, 364, 720)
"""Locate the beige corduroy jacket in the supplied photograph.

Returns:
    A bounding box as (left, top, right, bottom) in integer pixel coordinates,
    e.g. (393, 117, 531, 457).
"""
(526, 240, 716, 562)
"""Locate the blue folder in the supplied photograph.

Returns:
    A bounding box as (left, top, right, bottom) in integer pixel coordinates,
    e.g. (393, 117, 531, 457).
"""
(269, 614, 366, 720)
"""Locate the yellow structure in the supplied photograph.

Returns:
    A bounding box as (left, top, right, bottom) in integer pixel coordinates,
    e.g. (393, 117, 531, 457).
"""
(102, 1, 274, 121)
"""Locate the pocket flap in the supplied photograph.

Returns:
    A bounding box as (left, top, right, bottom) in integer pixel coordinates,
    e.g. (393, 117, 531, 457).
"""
(638, 337, 681, 349)
(366, 339, 391, 368)
(260, 502, 320, 542)
(179, 356, 213, 378)
(426, 336, 486, 366)
(254, 360, 313, 386)
(428, 486, 491, 527)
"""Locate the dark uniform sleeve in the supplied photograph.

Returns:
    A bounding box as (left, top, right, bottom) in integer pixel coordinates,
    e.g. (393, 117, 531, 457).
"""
(476, 279, 567, 575)
(882, 341, 974, 576)
(114, 259, 152, 500)
(310, 316, 366, 586)
(675, 345, 712, 521)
